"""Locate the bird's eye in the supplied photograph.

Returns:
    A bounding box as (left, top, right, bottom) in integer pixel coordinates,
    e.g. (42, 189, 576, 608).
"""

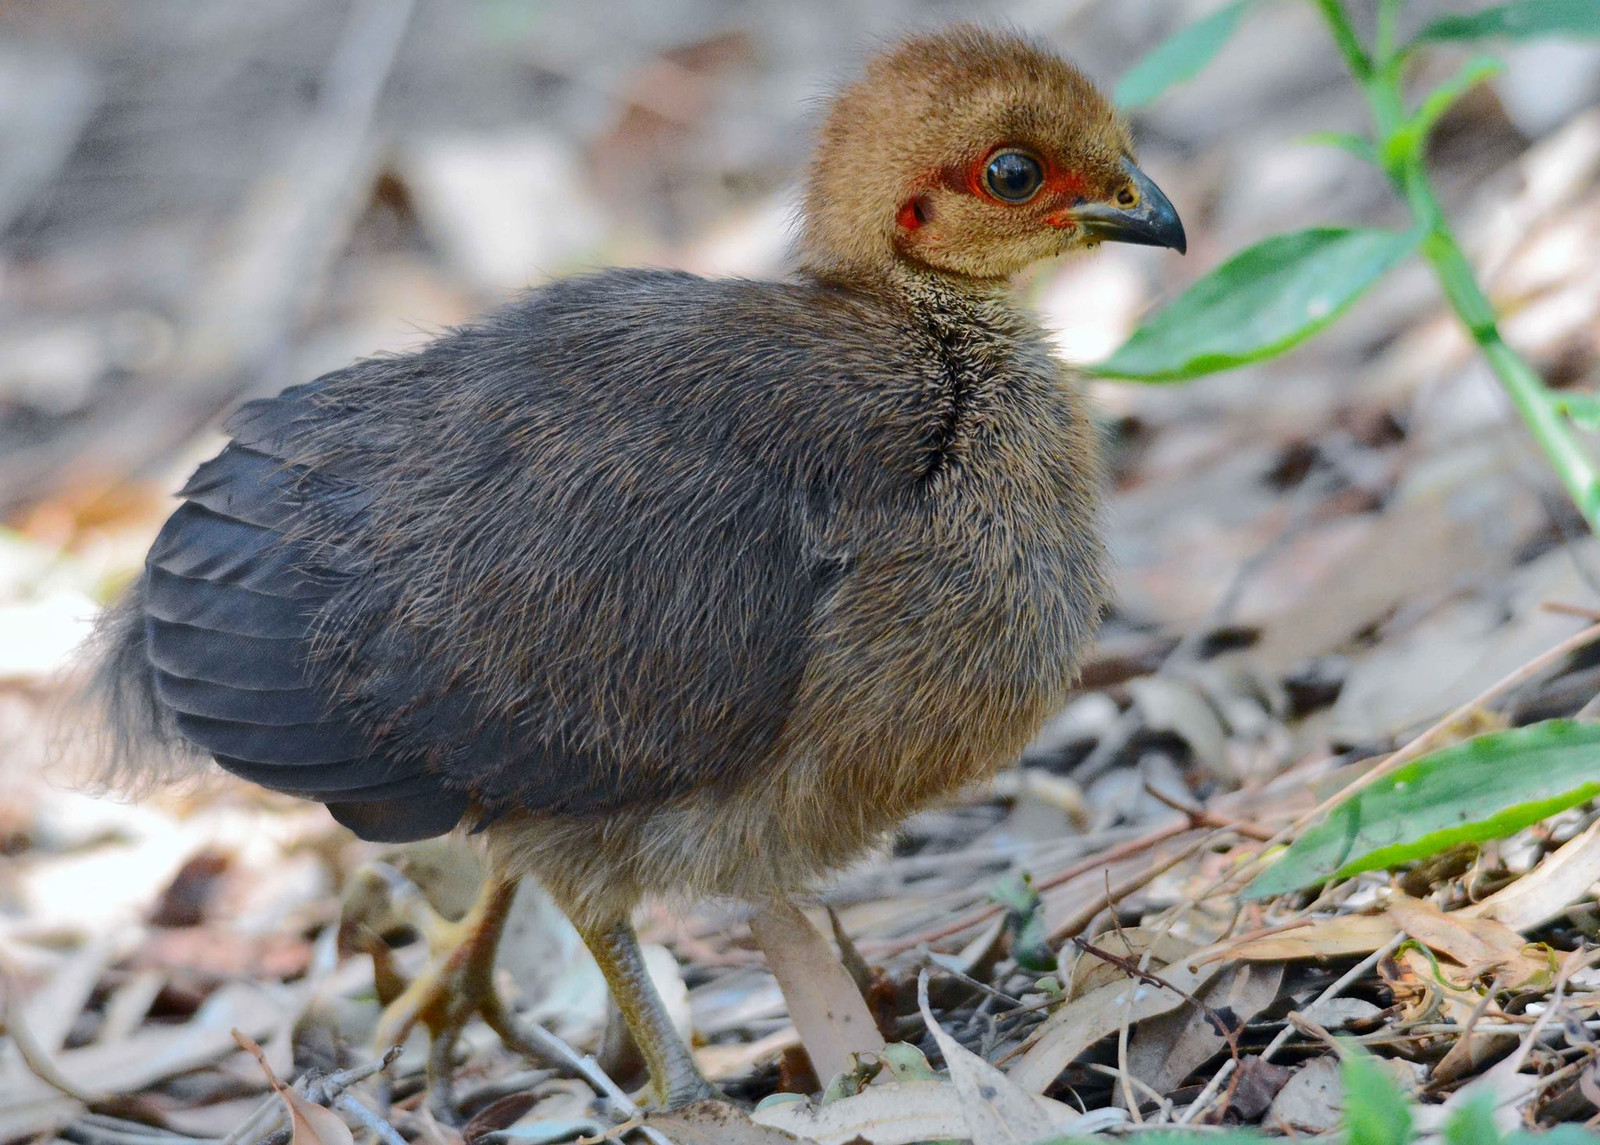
(983, 150, 1044, 203)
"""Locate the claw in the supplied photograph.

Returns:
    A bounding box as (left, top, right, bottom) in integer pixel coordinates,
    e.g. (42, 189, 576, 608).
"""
(365, 874, 524, 1122)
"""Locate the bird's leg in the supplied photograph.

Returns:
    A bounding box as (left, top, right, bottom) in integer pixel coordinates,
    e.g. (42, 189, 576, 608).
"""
(578, 917, 715, 1108)
(371, 871, 526, 1116)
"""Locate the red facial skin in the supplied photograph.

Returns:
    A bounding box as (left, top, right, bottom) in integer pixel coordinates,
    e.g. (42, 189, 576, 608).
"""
(896, 198, 926, 231)
(895, 146, 1090, 236)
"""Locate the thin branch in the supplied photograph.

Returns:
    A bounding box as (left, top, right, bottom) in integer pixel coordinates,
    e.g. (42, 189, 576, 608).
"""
(486, 1005, 674, 1145)
(1177, 931, 1408, 1125)
(1048, 834, 1215, 943)
(1141, 780, 1276, 841)
(333, 1095, 407, 1145)
(871, 818, 1199, 956)
(1069, 937, 1243, 1065)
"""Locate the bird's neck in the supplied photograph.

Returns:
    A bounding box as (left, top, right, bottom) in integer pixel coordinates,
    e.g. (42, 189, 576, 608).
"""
(803, 258, 1024, 333)
(826, 263, 1044, 485)
(885, 263, 1023, 338)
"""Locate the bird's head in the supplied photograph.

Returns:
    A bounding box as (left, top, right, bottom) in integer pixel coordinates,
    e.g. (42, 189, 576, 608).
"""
(800, 26, 1186, 285)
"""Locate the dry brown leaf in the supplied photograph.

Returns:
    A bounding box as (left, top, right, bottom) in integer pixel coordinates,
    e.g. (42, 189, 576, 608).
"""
(1063, 926, 1198, 1000)
(1385, 894, 1516, 964)
(459, 1092, 542, 1143)
(233, 1030, 355, 1145)
(1388, 939, 1518, 1085)
(750, 1079, 1101, 1145)
(1380, 947, 1434, 1024)
(1299, 997, 1382, 1029)
(1205, 915, 1400, 964)
(0, 980, 292, 1140)
(752, 1081, 970, 1145)
(1265, 1055, 1343, 1133)
(1008, 954, 1225, 1094)
(283, 1088, 357, 1145)
(17, 933, 116, 1054)
(697, 1027, 803, 1082)
(1126, 961, 1285, 1101)
(1431, 1009, 1517, 1085)
(748, 900, 884, 1083)
(648, 1099, 808, 1144)
(1229, 1056, 1294, 1121)
(1385, 894, 1550, 989)
(917, 970, 1056, 1143)
(1128, 676, 1228, 775)
(1464, 817, 1600, 932)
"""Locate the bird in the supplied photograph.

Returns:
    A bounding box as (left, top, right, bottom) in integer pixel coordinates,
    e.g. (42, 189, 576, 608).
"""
(87, 25, 1184, 1112)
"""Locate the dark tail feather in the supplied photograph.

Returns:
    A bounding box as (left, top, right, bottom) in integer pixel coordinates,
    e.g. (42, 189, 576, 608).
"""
(72, 575, 210, 794)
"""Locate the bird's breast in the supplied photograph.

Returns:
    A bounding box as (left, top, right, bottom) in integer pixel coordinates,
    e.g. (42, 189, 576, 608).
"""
(776, 362, 1106, 829)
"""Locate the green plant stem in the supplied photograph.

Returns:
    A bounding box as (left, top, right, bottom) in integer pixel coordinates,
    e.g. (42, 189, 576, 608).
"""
(1313, 0, 1372, 78)
(1376, 0, 1402, 60)
(1312, 0, 1600, 534)
(1415, 193, 1600, 528)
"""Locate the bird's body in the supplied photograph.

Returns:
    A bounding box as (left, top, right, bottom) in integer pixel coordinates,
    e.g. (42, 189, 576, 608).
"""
(108, 265, 1103, 925)
(89, 26, 1184, 1108)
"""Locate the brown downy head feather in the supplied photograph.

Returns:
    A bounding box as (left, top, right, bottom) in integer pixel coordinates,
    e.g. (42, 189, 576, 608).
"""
(801, 25, 1134, 284)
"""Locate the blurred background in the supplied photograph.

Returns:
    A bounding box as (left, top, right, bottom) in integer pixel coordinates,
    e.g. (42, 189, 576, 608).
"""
(2, 0, 1599, 1133)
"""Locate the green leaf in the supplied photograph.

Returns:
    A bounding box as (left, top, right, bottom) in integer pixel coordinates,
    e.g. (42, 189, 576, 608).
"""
(1555, 392, 1600, 432)
(990, 871, 1057, 972)
(1093, 227, 1420, 382)
(878, 1041, 941, 1083)
(1384, 55, 1505, 166)
(1245, 720, 1600, 899)
(1343, 1052, 1414, 1145)
(1443, 1096, 1501, 1145)
(1505, 1129, 1600, 1143)
(1302, 130, 1381, 165)
(1115, 0, 1257, 110)
(1412, 0, 1600, 45)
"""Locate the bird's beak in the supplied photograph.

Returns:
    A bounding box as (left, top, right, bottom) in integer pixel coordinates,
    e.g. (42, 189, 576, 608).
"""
(1071, 157, 1187, 254)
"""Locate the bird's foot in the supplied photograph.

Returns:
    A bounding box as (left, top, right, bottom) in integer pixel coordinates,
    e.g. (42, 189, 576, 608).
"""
(363, 873, 705, 1118)
(651, 1063, 718, 1110)
(369, 874, 529, 1121)
(363, 868, 717, 1117)
(577, 918, 718, 1111)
